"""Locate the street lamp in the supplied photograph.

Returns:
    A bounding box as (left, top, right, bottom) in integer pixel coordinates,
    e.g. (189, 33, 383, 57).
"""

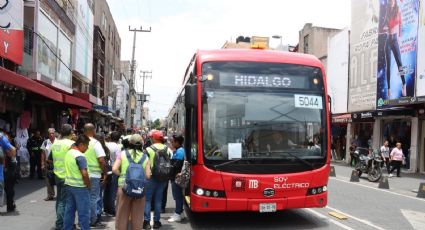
(272, 35, 288, 51)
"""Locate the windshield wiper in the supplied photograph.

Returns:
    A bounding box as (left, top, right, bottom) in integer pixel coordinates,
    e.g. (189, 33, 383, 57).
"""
(213, 157, 277, 170)
(274, 150, 316, 169)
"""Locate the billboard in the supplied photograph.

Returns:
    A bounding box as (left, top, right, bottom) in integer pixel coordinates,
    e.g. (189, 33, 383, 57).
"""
(74, 0, 94, 82)
(0, 0, 23, 65)
(417, 0, 425, 97)
(376, 0, 420, 108)
(348, 0, 379, 112)
(327, 28, 349, 114)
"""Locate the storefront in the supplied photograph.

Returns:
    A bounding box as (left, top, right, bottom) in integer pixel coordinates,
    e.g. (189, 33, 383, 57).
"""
(417, 108, 425, 173)
(331, 114, 351, 160)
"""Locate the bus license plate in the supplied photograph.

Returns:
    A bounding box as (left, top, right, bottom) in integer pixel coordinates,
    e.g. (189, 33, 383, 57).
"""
(259, 203, 276, 213)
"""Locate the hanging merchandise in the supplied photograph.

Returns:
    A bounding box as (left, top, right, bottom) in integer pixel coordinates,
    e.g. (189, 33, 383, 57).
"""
(20, 111, 31, 129)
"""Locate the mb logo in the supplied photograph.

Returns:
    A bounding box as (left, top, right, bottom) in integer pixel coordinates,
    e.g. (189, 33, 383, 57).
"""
(249, 180, 259, 189)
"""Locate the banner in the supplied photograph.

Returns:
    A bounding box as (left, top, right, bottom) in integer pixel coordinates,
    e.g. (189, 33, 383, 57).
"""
(348, 0, 379, 112)
(376, 0, 420, 108)
(0, 0, 24, 65)
(327, 28, 349, 114)
(417, 0, 425, 96)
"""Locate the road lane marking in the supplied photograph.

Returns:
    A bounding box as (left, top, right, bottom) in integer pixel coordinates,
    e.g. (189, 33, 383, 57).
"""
(330, 177, 425, 203)
(305, 208, 355, 230)
(329, 211, 348, 220)
(326, 206, 386, 230)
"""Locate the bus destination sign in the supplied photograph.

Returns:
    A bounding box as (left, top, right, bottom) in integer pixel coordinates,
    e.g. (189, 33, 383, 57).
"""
(219, 73, 307, 89)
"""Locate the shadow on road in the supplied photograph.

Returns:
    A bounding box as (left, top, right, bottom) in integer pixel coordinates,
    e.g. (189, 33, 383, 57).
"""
(14, 177, 46, 200)
(185, 209, 330, 230)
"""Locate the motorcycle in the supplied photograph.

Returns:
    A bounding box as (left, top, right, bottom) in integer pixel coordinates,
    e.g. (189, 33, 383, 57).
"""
(353, 147, 382, 182)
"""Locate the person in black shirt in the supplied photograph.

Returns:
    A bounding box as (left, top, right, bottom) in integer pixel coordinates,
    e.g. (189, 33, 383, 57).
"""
(27, 130, 44, 179)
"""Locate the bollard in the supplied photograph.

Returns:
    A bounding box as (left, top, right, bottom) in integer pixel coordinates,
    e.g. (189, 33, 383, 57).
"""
(329, 166, 336, 177)
(350, 170, 360, 182)
(378, 176, 390, 189)
(417, 183, 425, 198)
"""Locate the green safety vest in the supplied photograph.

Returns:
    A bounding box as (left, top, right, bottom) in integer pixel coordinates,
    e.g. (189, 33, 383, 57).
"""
(85, 138, 102, 176)
(118, 149, 148, 187)
(145, 143, 172, 169)
(51, 138, 75, 179)
(64, 149, 87, 187)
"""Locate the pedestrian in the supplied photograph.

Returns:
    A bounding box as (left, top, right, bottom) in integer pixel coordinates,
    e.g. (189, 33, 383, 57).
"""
(0, 129, 17, 212)
(380, 140, 390, 174)
(41, 128, 56, 201)
(27, 130, 44, 179)
(83, 123, 108, 228)
(389, 142, 405, 178)
(103, 131, 121, 216)
(113, 134, 151, 230)
(94, 134, 110, 222)
(143, 130, 173, 229)
(50, 124, 75, 230)
(168, 134, 185, 223)
(63, 135, 91, 230)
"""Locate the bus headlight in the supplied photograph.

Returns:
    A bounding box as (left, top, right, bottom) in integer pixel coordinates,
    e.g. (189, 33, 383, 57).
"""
(307, 186, 327, 195)
(193, 186, 226, 198)
(196, 188, 204, 196)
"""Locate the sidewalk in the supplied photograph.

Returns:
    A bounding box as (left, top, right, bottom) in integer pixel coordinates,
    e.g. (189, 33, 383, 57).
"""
(330, 161, 425, 197)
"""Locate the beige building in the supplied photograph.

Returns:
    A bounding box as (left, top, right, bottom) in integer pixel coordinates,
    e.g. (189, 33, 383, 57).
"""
(298, 23, 341, 69)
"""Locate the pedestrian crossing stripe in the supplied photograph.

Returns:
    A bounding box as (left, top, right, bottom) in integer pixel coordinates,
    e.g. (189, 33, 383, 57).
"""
(329, 211, 348, 220)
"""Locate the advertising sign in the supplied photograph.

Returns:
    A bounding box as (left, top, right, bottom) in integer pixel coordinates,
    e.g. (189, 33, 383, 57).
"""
(376, 0, 420, 108)
(74, 0, 94, 82)
(327, 28, 349, 114)
(0, 0, 24, 65)
(348, 0, 379, 112)
(417, 0, 425, 96)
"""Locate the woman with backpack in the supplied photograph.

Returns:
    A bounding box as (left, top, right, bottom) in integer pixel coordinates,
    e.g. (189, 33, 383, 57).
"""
(112, 134, 151, 230)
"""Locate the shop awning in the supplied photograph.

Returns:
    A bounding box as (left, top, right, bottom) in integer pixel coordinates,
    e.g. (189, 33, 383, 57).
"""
(63, 94, 92, 110)
(0, 67, 63, 102)
(332, 113, 352, 123)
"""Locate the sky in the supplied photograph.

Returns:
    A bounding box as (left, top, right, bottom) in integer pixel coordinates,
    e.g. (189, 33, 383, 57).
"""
(106, 0, 351, 120)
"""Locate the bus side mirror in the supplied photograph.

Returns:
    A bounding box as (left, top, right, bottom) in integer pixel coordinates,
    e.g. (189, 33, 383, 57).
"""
(328, 95, 332, 115)
(185, 84, 197, 108)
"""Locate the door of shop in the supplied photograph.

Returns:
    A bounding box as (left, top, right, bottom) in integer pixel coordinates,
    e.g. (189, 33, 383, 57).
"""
(421, 120, 425, 173)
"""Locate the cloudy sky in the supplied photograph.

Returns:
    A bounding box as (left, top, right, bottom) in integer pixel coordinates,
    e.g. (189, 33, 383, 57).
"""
(106, 0, 351, 120)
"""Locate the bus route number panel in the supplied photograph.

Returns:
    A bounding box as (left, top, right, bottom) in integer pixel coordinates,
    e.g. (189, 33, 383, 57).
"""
(294, 94, 323, 109)
(259, 203, 277, 213)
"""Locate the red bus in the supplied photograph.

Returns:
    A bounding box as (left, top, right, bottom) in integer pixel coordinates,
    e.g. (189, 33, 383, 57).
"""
(167, 49, 330, 213)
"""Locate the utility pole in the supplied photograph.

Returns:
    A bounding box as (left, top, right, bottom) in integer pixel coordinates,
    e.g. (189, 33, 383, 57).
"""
(128, 26, 151, 128)
(139, 70, 152, 129)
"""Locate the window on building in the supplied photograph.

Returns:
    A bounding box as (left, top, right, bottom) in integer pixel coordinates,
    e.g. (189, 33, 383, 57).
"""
(303, 34, 309, 54)
(102, 12, 107, 30)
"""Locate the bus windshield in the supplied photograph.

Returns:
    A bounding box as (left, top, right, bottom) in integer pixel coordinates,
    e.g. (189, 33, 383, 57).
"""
(201, 62, 327, 163)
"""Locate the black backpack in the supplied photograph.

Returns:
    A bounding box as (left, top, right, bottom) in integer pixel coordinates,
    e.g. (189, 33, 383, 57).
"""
(150, 146, 173, 182)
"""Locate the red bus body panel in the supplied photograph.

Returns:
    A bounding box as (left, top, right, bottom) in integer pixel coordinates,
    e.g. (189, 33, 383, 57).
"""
(190, 49, 331, 212)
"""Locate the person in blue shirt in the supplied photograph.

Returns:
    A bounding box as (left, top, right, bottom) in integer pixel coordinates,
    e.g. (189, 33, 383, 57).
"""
(0, 131, 17, 212)
(168, 134, 185, 223)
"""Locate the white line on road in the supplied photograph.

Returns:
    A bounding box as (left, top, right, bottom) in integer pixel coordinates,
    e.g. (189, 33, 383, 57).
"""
(330, 177, 425, 203)
(305, 208, 355, 230)
(326, 206, 386, 230)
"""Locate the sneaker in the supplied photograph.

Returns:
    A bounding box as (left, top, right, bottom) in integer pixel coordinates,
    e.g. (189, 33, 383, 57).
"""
(143, 220, 151, 229)
(168, 213, 182, 222)
(389, 174, 393, 178)
(90, 222, 106, 229)
(153, 221, 162, 229)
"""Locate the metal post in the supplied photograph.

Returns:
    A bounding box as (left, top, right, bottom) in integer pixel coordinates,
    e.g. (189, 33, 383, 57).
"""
(139, 70, 152, 129)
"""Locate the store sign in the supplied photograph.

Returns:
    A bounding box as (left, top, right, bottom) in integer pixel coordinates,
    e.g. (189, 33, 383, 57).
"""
(348, 0, 379, 112)
(351, 112, 375, 121)
(0, 0, 23, 64)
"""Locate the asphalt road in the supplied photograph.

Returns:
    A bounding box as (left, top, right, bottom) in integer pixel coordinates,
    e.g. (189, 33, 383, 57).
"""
(1, 164, 424, 230)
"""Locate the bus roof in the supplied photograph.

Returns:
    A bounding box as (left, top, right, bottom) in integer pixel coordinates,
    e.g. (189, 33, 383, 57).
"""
(196, 49, 324, 68)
